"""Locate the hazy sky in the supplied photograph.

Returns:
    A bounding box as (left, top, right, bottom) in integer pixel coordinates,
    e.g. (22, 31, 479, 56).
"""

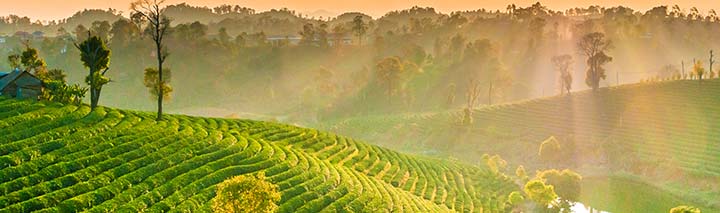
(1, 0, 719, 21)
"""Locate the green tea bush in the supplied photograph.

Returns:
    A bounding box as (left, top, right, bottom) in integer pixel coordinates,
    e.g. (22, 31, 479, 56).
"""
(211, 172, 280, 213)
(670, 205, 702, 213)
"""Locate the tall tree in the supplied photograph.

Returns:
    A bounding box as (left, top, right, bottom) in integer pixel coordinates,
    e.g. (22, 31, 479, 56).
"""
(528, 17, 546, 51)
(235, 32, 247, 48)
(314, 67, 336, 95)
(551, 55, 573, 95)
(375, 56, 405, 99)
(188, 21, 207, 40)
(331, 25, 346, 49)
(74, 25, 89, 41)
(693, 60, 705, 83)
(448, 34, 466, 63)
(75, 35, 111, 109)
(218, 27, 230, 45)
(710, 50, 715, 79)
(132, 0, 171, 121)
(317, 23, 329, 48)
(110, 19, 140, 47)
(20, 44, 48, 78)
(351, 16, 368, 46)
(90, 21, 112, 41)
(7, 54, 21, 70)
(299, 23, 316, 46)
(463, 79, 482, 125)
(577, 32, 612, 91)
(460, 39, 512, 105)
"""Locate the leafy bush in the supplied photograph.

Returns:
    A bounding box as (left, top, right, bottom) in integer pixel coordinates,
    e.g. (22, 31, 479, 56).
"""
(516, 165, 528, 181)
(670, 205, 701, 213)
(507, 191, 525, 205)
(43, 80, 88, 105)
(483, 154, 507, 174)
(536, 169, 582, 211)
(523, 180, 557, 210)
(539, 136, 562, 164)
(211, 172, 281, 213)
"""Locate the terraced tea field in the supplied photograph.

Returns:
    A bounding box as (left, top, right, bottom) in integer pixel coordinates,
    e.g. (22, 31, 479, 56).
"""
(0, 97, 516, 212)
(319, 80, 720, 209)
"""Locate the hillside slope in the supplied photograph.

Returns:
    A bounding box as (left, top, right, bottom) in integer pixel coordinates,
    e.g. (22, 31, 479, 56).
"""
(319, 80, 720, 209)
(0, 97, 515, 212)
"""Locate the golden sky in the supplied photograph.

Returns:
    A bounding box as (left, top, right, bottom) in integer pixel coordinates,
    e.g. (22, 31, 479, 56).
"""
(1, 0, 719, 21)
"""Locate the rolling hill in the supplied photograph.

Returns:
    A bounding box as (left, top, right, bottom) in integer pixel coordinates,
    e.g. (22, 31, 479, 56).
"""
(0, 97, 515, 212)
(318, 79, 720, 210)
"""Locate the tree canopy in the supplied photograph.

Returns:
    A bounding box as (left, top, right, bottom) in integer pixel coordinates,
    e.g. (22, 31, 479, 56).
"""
(577, 32, 613, 91)
(76, 34, 111, 109)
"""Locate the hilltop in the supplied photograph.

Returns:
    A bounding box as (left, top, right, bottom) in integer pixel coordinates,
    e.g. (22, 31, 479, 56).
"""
(317, 79, 720, 210)
(0, 97, 515, 212)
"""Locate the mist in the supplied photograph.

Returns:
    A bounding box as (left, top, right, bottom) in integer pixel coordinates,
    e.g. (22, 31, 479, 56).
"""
(0, 2, 719, 212)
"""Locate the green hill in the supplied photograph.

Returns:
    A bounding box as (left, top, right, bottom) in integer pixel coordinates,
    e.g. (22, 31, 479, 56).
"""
(0, 97, 515, 212)
(318, 80, 720, 210)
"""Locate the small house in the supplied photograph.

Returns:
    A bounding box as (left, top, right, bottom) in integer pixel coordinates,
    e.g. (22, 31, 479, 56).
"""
(0, 69, 44, 100)
(267, 35, 302, 46)
(32, 31, 45, 40)
(13, 31, 31, 40)
(327, 33, 353, 46)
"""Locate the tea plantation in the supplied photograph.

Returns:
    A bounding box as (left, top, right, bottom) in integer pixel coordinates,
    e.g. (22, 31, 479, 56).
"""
(319, 79, 720, 210)
(0, 97, 516, 212)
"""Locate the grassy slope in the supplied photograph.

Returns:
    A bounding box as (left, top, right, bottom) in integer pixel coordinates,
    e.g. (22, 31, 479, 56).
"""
(0, 97, 515, 212)
(318, 79, 720, 210)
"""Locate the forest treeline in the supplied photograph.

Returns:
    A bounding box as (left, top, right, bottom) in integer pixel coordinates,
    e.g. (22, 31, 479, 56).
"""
(1, 3, 719, 121)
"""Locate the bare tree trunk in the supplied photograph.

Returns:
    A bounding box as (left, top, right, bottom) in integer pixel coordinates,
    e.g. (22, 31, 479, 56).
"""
(133, 1, 168, 121)
(488, 83, 493, 105)
(592, 61, 599, 91)
(89, 68, 97, 109)
(681, 60, 685, 79)
(156, 35, 163, 121)
(91, 90, 97, 109)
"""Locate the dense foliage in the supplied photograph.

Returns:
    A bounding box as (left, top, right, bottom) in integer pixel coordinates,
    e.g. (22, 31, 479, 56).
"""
(523, 180, 557, 210)
(536, 169, 582, 211)
(670, 205, 702, 213)
(211, 172, 281, 213)
(1, 3, 718, 120)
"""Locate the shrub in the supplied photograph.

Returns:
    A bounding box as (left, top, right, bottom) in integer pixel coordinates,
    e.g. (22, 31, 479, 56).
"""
(516, 165, 528, 181)
(484, 154, 507, 174)
(523, 180, 557, 209)
(670, 205, 701, 213)
(539, 136, 562, 164)
(211, 172, 281, 213)
(536, 169, 582, 210)
(507, 191, 525, 205)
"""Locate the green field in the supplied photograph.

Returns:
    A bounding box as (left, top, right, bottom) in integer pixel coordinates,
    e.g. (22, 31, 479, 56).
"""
(0, 97, 517, 212)
(318, 80, 720, 211)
